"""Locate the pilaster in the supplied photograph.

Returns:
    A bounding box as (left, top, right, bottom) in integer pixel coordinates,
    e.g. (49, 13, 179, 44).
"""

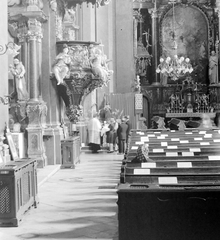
(149, 7, 160, 85)
(114, 0, 135, 93)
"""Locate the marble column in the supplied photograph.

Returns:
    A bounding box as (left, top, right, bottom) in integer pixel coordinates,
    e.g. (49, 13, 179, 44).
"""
(17, 21, 29, 86)
(26, 19, 42, 102)
(24, 15, 47, 167)
(150, 8, 160, 85)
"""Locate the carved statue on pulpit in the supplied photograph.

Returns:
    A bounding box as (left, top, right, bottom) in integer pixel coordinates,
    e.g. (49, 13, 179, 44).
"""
(90, 48, 111, 84)
(9, 58, 29, 101)
(53, 44, 71, 85)
(209, 51, 218, 84)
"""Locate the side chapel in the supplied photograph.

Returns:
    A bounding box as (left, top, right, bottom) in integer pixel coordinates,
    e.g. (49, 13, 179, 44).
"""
(0, 0, 220, 167)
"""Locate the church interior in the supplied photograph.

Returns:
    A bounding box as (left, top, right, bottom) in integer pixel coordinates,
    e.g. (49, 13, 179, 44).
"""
(1, 0, 220, 239)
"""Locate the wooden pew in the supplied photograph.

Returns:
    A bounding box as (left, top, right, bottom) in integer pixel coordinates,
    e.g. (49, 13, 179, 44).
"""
(118, 128, 220, 240)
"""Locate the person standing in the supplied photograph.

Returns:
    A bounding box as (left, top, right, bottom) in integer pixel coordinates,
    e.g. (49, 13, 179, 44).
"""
(117, 117, 128, 154)
(124, 115, 132, 154)
(87, 113, 102, 153)
(106, 118, 117, 153)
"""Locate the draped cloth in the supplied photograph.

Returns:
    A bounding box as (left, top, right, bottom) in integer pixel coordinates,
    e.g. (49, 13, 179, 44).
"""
(87, 117, 101, 145)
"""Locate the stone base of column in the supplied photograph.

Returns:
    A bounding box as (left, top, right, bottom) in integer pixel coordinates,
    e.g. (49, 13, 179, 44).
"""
(26, 128, 47, 168)
(26, 100, 48, 168)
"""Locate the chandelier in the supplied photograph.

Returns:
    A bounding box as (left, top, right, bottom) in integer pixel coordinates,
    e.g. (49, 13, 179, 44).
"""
(156, 55, 193, 81)
(156, 0, 193, 81)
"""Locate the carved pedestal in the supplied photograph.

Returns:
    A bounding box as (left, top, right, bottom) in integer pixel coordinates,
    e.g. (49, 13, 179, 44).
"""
(26, 101, 47, 168)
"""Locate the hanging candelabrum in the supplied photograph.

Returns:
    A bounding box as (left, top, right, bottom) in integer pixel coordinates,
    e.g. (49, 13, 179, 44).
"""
(156, 55, 193, 81)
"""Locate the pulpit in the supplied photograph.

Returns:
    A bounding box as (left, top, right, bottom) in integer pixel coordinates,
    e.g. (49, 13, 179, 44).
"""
(52, 41, 112, 123)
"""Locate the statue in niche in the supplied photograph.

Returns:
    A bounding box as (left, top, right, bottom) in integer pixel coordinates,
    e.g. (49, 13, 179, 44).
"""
(209, 51, 218, 84)
(160, 73, 168, 86)
(53, 44, 72, 85)
(136, 37, 151, 81)
(9, 58, 29, 101)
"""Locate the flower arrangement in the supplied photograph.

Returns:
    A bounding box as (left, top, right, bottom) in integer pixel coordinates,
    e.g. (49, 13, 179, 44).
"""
(156, 55, 193, 81)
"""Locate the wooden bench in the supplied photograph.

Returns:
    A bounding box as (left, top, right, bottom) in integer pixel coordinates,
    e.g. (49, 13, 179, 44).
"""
(118, 128, 220, 240)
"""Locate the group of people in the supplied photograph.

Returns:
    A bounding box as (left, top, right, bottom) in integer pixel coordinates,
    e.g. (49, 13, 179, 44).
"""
(87, 114, 131, 154)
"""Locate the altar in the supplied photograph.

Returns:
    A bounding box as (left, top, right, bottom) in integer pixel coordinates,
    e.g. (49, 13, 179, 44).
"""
(165, 112, 216, 119)
(133, 0, 220, 127)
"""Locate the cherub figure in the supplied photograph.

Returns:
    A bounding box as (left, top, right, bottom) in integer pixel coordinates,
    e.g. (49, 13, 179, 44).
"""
(53, 44, 72, 85)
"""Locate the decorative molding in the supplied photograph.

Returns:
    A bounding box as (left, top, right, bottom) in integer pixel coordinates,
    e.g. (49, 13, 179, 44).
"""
(55, 13, 63, 41)
(63, 6, 79, 41)
(26, 0, 44, 11)
(26, 18, 43, 42)
(26, 102, 47, 128)
(143, 89, 153, 102)
(149, 8, 158, 18)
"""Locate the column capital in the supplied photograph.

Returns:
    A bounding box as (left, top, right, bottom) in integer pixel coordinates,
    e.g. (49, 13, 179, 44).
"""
(17, 21, 28, 43)
(133, 9, 142, 21)
(149, 8, 158, 19)
(26, 18, 43, 42)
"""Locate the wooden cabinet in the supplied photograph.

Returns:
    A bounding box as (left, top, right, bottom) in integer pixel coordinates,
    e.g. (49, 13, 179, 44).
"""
(0, 159, 38, 226)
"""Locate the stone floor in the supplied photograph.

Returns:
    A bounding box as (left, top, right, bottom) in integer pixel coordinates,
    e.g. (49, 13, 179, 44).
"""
(0, 152, 122, 240)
